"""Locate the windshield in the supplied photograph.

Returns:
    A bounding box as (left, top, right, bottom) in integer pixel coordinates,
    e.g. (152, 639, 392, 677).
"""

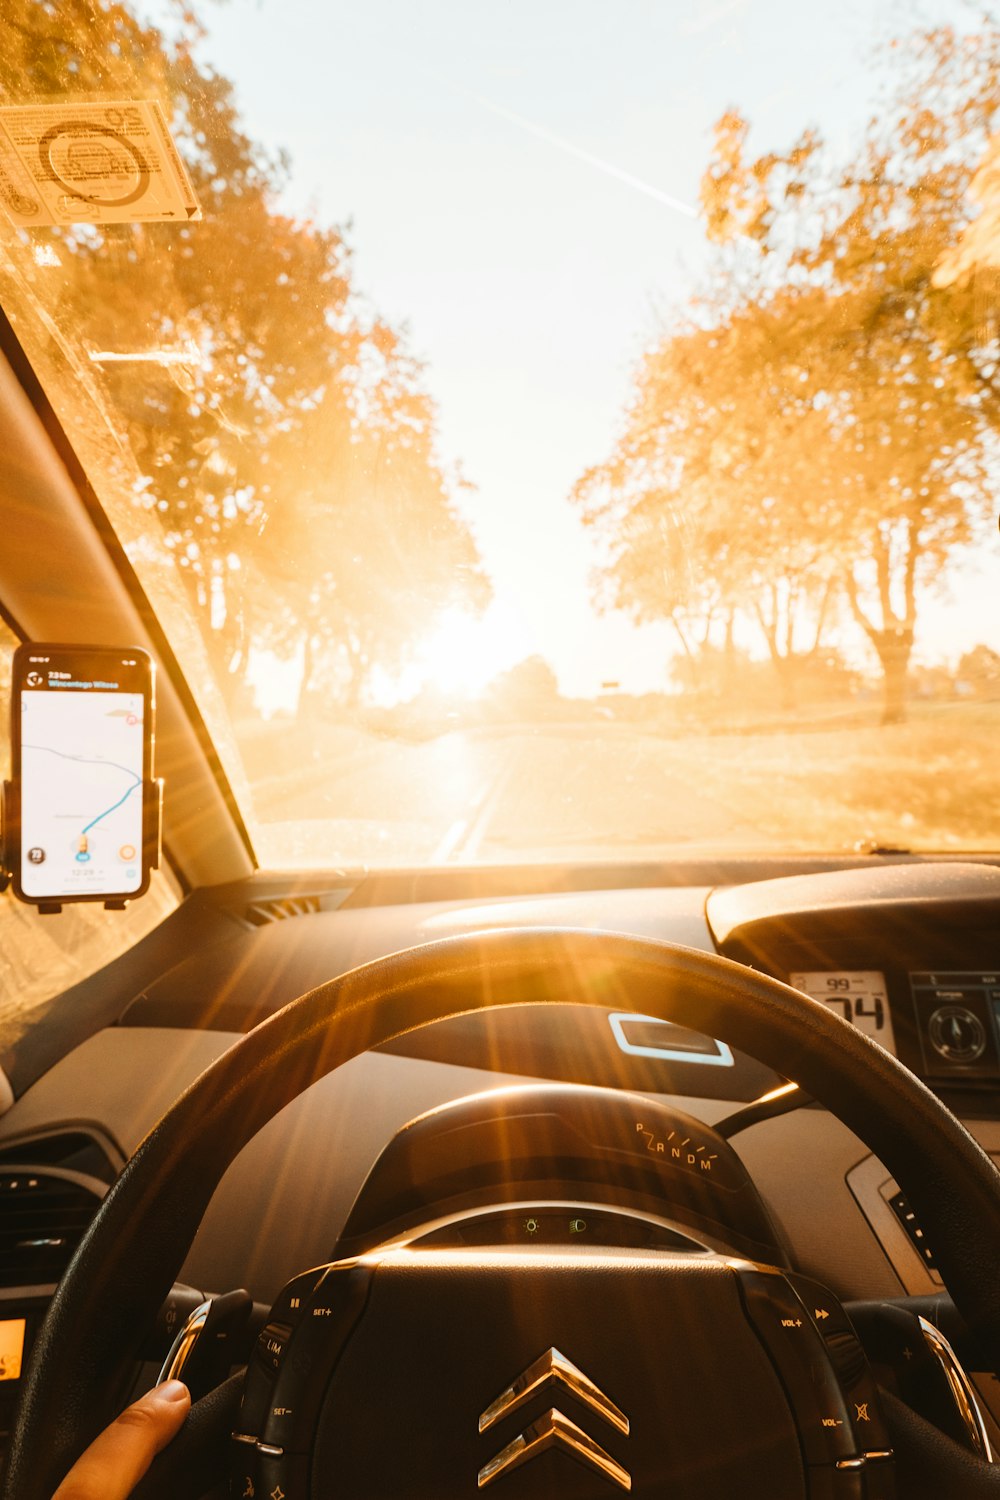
(1, 1, 999, 866)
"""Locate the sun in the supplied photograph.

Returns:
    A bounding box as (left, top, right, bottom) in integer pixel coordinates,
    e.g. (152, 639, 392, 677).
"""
(415, 603, 527, 699)
(248, 602, 535, 715)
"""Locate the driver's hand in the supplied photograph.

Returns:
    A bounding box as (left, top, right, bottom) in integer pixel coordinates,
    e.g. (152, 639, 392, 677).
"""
(51, 1380, 190, 1500)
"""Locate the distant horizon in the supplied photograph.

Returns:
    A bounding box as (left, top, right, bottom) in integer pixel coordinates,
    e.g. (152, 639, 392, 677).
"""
(247, 619, 995, 718)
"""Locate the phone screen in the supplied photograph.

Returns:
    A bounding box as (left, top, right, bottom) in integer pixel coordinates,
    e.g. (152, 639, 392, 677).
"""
(13, 646, 153, 902)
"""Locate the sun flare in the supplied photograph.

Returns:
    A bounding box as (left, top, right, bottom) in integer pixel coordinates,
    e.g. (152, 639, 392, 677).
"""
(415, 605, 521, 699)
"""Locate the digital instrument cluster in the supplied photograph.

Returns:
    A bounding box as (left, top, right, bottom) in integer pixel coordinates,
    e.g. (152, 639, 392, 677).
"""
(789, 971, 895, 1054)
(910, 971, 1000, 1074)
(788, 968, 1000, 1081)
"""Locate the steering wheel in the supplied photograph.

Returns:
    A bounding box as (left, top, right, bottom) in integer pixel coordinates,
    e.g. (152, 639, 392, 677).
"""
(8, 928, 1000, 1499)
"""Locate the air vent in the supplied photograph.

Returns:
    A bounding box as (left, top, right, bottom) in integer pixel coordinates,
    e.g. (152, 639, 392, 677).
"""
(0, 1130, 119, 1185)
(245, 894, 324, 926)
(0, 1169, 106, 1287)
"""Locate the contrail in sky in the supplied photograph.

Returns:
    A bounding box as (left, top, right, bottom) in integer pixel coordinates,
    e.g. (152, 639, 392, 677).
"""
(470, 92, 698, 220)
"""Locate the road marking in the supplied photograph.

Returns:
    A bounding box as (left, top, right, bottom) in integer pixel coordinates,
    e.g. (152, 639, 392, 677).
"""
(430, 746, 521, 863)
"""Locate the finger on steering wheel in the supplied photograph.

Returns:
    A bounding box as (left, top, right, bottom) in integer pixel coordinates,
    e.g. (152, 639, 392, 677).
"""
(51, 1383, 190, 1500)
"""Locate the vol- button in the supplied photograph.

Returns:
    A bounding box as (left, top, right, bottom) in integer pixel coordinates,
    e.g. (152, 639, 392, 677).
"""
(737, 1270, 858, 1466)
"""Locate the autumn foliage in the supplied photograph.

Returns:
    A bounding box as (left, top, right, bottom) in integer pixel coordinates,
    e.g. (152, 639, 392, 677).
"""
(0, 0, 488, 714)
(575, 24, 1000, 723)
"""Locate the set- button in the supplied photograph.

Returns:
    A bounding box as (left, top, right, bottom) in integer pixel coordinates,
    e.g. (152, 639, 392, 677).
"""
(234, 1268, 329, 1448)
(260, 1265, 371, 1453)
(231, 1262, 374, 1500)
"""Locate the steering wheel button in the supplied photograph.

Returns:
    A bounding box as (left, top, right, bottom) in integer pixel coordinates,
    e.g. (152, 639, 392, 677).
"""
(783, 1276, 884, 1443)
(257, 1322, 291, 1374)
(233, 1460, 259, 1500)
(738, 1270, 860, 1465)
(261, 1265, 372, 1453)
(254, 1451, 308, 1500)
(268, 1267, 328, 1327)
(785, 1274, 855, 1340)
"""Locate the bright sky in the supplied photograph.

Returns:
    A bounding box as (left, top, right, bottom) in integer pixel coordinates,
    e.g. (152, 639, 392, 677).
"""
(172, 0, 998, 698)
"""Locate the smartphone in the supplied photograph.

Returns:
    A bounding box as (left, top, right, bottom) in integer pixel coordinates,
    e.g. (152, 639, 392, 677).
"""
(10, 643, 156, 905)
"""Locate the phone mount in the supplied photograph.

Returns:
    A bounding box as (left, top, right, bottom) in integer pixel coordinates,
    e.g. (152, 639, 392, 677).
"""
(0, 778, 162, 914)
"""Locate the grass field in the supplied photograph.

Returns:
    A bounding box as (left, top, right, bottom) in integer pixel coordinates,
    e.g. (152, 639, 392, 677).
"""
(243, 699, 1000, 865)
(650, 704, 1000, 854)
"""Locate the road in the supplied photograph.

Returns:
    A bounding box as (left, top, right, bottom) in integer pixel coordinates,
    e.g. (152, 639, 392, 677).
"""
(4, 705, 995, 1043)
(246, 722, 772, 868)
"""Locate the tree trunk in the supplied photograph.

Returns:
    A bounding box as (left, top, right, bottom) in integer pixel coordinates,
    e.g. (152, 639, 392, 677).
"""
(340, 634, 368, 710)
(754, 597, 797, 712)
(722, 610, 738, 697)
(874, 629, 913, 725)
(843, 558, 916, 728)
(294, 630, 316, 720)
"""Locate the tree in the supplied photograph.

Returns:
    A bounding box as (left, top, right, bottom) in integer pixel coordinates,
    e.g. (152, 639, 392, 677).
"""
(576, 23, 1000, 724)
(701, 26, 1000, 720)
(261, 361, 489, 712)
(0, 0, 488, 709)
(957, 644, 1000, 698)
(485, 657, 561, 720)
(575, 293, 840, 709)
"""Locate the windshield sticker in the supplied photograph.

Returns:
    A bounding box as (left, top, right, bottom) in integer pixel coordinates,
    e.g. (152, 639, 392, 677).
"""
(0, 100, 201, 226)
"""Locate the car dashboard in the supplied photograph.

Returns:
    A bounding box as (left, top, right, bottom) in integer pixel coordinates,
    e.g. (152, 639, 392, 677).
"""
(3, 855, 1000, 1477)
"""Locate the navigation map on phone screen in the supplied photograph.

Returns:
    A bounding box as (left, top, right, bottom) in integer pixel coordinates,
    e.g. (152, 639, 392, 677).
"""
(18, 660, 147, 899)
